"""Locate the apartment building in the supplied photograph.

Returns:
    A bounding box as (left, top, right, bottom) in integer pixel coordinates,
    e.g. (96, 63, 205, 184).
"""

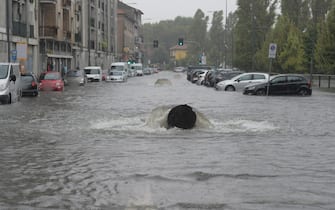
(38, 0, 75, 72)
(117, 1, 143, 63)
(1, 0, 141, 73)
(74, 0, 116, 69)
(0, 0, 39, 74)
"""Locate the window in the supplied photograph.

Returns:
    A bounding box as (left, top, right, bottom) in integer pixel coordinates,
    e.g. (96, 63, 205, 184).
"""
(238, 74, 252, 81)
(288, 76, 304, 83)
(271, 76, 287, 84)
(253, 74, 266, 80)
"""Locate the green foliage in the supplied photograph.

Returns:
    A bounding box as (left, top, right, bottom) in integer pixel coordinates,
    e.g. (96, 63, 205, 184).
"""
(207, 11, 224, 67)
(140, 0, 335, 73)
(234, 0, 277, 71)
(281, 0, 310, 30)
(186, 9, 209, 65)
(315, 2, 335, 74)
(278, 26, 306, 73)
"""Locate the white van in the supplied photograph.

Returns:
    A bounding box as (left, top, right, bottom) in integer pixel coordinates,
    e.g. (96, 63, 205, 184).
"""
(0, 63, 21, 104)
(84, 66, 102, 82)
(130, 63, 143, 76)
(111, 62, 129, 78)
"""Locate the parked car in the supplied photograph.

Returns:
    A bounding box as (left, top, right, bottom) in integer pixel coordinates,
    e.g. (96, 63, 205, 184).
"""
(105, 70, 127, 82)
(39, 71, 64, 91)
(21, 73, 39, 96)
(130, 63, 143, 77)
(0, 63, 21, 104)
(67, 69, 87, 86)
(174, 66, 185, 72)
(84, 66, 102, 82)
(186, 65, 213, 81)
(143, 68, 152, 75)
(214, 71, 244, 85)
(215, 72, 269, 91)
(195, 70, 209, 85)
(243, 74, 312, 96)
(204, 70, 244, 87)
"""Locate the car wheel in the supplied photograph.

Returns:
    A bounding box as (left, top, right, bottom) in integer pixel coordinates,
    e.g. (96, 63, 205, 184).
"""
(5, 94, 12, 104)
(225, 86, 235, 91)
(256, 89, 266, 96)
(298, 88, 309, 96)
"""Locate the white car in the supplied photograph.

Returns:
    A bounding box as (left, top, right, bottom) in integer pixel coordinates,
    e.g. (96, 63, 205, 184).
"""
(106, 70, 127, 82)
(84, 66, 102, 82)
(195, 70, 209, 85)
(215, 72, 269, 91)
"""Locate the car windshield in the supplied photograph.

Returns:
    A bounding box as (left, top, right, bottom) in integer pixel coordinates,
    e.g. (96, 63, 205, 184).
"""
(44, 72, 61, 80)
(85, 69, 100, 74)
(111, 66, 124, 71)
(0, 64, 9, 79)
(67, 70, 82, 77)
(21, 75, 34, 83)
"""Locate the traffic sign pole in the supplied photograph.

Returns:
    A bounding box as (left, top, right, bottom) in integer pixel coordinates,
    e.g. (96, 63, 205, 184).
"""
(267, 43, 277, 96)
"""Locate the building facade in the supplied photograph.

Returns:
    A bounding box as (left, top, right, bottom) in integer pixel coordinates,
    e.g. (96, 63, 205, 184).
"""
(73, 0, 116, 70)
(117, 1, 143, 63)
(1, 0, 39, 74)
(1, 0, 142, 74)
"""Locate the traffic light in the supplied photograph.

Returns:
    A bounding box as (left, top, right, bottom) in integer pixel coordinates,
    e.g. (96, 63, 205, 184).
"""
(178, 38, 184, 46)
(153, 40, 159, 48)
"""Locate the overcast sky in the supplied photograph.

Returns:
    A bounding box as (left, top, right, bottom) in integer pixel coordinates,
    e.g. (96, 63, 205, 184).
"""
(120, 0, 238, 23)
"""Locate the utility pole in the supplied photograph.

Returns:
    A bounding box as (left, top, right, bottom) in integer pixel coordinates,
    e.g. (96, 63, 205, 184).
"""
(6, 0, 11, 62)
(114, 0, 118, 62)
(224, 0, 227, 68)
(88, 1, 91, 66)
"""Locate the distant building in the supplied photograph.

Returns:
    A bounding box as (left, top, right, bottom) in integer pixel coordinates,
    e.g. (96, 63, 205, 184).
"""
(170, 44, 188, 61)
(73, 0, 116, 70)
(117, 1, 143, 63)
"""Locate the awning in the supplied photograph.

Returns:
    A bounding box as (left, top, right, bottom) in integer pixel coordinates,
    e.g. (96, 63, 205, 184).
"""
(47, 54, 73, 59)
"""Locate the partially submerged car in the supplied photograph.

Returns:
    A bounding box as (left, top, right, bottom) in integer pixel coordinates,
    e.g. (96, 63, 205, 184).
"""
(243, 74, 312, 96)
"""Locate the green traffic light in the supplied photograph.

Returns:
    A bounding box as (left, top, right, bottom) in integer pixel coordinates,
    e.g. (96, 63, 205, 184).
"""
(178, 38, 184, 46)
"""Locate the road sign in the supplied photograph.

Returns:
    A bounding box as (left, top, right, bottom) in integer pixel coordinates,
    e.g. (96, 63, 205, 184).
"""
(11, 50, 17, 61)
(268, 43, 277, 59)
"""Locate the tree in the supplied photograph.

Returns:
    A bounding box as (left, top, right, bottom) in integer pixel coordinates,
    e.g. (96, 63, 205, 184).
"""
(234, 0, 277, 71)
(278, 25, 306, 73)
(315, 2, 335, 74)
(281, 0, 310, 30)
(141, 17, 193, 66)
(186, 9, 209, 65)
(208, 11, 224, 67)
(256, 15, 306, 73)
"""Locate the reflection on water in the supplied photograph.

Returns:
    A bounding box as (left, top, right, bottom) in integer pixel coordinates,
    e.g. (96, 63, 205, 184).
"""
(1, 71, 335, 209)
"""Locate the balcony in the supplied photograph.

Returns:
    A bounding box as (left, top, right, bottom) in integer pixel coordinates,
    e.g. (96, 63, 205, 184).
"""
(64, 31, 72, 41)
(62, 0, 71, 9)
(39, 26, 57, 38)
(75, 33, 82, 43)
(12, 21, 35, 38)
(39, 0, 57, 4)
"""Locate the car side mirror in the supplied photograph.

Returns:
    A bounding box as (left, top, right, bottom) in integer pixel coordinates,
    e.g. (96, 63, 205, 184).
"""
(236, 79, 240, 82)
(10, 74, 16, 82)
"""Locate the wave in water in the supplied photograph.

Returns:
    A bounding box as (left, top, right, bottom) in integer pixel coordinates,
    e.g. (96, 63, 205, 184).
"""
(89, 106, 278, 134)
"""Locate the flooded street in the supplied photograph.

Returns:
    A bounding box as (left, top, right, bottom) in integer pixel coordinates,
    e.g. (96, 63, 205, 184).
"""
(1, 71, 335, 210)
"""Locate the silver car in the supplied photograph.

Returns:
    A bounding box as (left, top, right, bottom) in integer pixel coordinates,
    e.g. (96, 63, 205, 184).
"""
(66, 69, 87, 86)
(215, 72, 269, 91)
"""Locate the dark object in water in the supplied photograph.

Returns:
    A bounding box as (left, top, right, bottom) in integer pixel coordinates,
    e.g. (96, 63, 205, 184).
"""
(167, 104, 196, 129)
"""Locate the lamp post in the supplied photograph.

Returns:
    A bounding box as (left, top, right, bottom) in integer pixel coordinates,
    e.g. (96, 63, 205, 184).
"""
(224, 0, 227, 68)
(6, 0, 11, 62)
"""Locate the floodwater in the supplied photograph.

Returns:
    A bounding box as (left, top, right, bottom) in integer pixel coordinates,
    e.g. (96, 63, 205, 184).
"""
(1, 71, 335, 210)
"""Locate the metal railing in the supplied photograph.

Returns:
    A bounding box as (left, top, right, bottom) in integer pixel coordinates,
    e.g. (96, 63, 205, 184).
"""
(306, 74, 335, 89)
